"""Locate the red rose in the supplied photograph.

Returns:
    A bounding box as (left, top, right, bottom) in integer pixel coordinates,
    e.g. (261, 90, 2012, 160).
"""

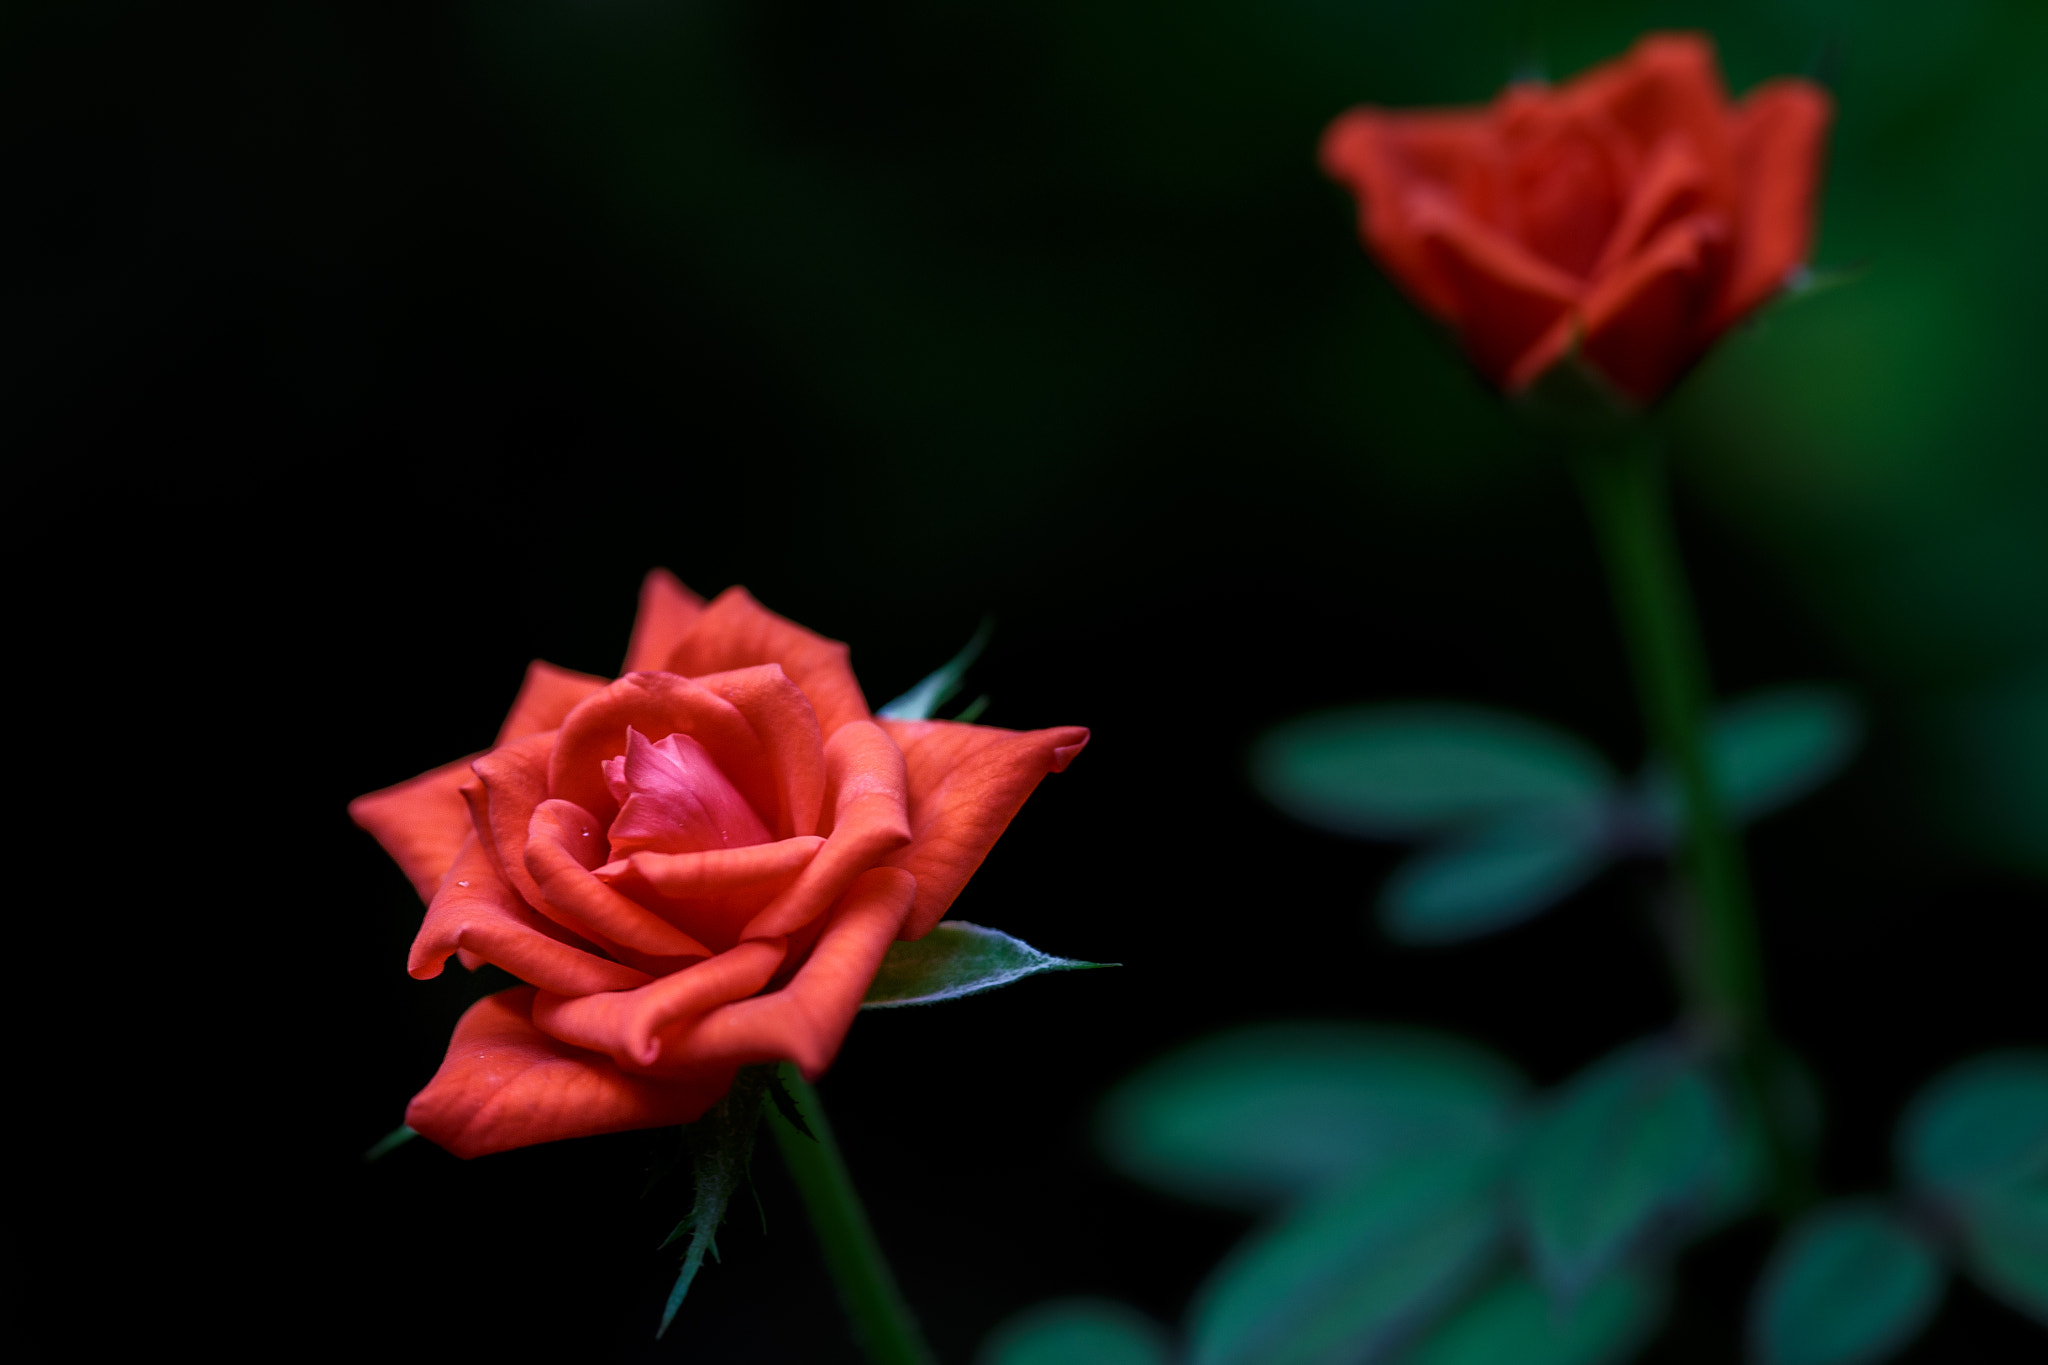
(1320, 33, 1831, 404)
(351, 572, 1088, 1158)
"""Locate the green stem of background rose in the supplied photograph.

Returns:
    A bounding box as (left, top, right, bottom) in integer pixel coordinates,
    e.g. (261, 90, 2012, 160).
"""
(770, 1064, 936, 1365)
(1570, 428, 1811, 1215)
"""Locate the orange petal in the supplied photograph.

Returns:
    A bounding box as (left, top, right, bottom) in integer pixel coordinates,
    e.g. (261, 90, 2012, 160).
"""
(664, 588, 871, 738)
(405, 986, 734, 1158)
(409, 835, 652, 994)
(531, 938, 788, 1070)
(622, 568, 707, 674)
(350, 754, 480, 904)
(738, 721, 912, 941)
(598, 836, 824, 950)
(1715, 79, 1832, 332)
(660, 866, 918, 1078)
(525, 799, 713, 958)
(464, 730, 556, 911)
(693, 665, 828, 839)
(1587, 137, 1710, 284)
(548, 671, 767, 827)
(495, 660, 609, 745)
(880, 719, 1091, 939)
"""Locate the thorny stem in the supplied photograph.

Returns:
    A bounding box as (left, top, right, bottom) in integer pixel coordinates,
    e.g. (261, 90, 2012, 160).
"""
(770, 1064, 936, 1365)
(1571, 427, 1812, 1215)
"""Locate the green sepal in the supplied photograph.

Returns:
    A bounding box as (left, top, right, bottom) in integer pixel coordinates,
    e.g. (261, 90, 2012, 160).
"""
(656, 1066, 777, 1338)
(878, 618, 994, 721)
(362, 1124, 418, 1162)
(764, 1070, 816, 1142)
(861, 921, 1112, 1008)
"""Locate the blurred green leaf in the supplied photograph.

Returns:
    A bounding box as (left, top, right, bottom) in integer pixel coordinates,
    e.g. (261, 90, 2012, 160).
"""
(877, 617, 994, 721)
(978, 1299, 1172, 1365)
(1516, 1041, 1729, 1294)
(1961, 1177, 2048, 1326)
(1749, 1202, 1944, 1365)
(1640, 688, 1863, 837)
(1252, 705, 1615, 840)
(1395, 1268, 1667, 1365)
(1895, 1050, 2048, 1201)
(862, 921, 1110, 1008)
(1099, 1024, 1524, 1211)
(1379, 806, 1611, 944)
(1188, 1144, 1505, 1365)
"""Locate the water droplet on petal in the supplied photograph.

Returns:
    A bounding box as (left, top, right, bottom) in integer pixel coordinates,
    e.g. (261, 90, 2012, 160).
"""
(457, 880, 470, 887)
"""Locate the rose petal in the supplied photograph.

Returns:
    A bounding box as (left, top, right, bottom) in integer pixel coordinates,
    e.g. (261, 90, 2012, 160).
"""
(525, 798, 713, 958)
(1715, 79, 1833, 331)
(664, 588, 871, 738)
(464, 731, 556, 911)
(1566, 33, 1736, 206)
(1319, 107, 1501, 322)
(879, 720, 1090, 939)
(1572, 213, 1728, 402)
(549, 672, 769, 827)
(409, 835, 652, 994)
(604, 728, 774, 858)
(405, 987, 733, 1159)
(597, 836, 824, 950)
(694, 665, 829, 839)
(1587, 137, 1710, 285)
(495, 660, 609, 745)
(660, 866, 918, 1078)
(350, 754, 480, 904)
(622, 568, 707, 674)
(1406, 192, 1582, 386)
(531, 938, 788, 1070)
(738, 721, 912, 941)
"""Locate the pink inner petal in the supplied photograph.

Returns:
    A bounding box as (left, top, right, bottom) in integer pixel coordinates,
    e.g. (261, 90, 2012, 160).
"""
(604, 727, 773, 859)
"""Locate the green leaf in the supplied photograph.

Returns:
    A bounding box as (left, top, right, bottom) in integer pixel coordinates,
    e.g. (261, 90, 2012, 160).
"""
(1639, 688, 1862, 837)
(1251, 705, 1615, 840)
(1516, 1040, 1730, 1294)
(656, 1068, 773, 1338)
(1962, 1177, 2048, 1326)
(362, 1124, 417, 1161)
(860, 921, 1111, 1008)
(1895, 1050, 2048, 1201)
(1188, 1143, 1506, 1365)
(1395, 1269, 1667, 1365)
(1750, 1202, 1944, 1365)
(1379, 806, 1611, 944)
(978, 1300, 1172, 1365)
(1098, 1024, 1525, 1210)
(877, 617, 994, 721)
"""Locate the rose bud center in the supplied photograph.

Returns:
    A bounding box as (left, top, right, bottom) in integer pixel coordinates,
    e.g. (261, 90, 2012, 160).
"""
(601, 726, 773, 859)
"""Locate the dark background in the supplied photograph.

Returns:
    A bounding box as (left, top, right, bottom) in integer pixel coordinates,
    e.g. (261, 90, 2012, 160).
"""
(11, 0, 2047, 1360)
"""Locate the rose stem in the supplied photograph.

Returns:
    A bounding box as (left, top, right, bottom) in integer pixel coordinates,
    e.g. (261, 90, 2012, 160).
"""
(769, 1064, 936, 1365)
(1569, 427, 1811, 1215)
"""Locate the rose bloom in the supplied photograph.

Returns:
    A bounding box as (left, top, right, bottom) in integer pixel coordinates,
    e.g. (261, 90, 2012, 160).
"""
(352, 572, 1087, 1158)
(1320, 33, 1831, 404)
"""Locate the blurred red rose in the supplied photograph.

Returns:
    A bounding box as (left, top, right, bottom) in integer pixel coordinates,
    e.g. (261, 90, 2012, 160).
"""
(352, 571, 1087, 1158)
(1320, 33, 1831, 404)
